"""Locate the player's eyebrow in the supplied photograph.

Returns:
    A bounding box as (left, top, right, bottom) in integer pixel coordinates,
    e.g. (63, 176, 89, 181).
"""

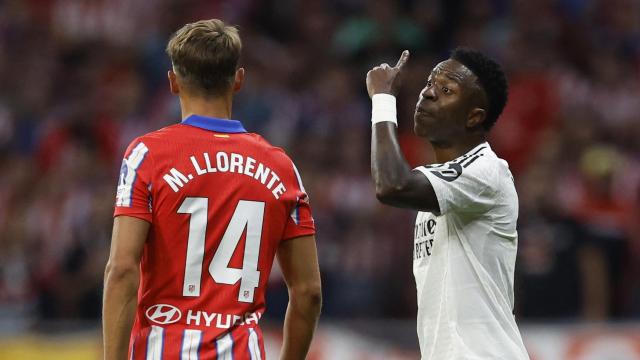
(430, 68, 464, 83)
(444, 72, 463, 83)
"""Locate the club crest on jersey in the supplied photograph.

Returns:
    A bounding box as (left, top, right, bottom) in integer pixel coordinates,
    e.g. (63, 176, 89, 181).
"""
(145, 304, 182, 325)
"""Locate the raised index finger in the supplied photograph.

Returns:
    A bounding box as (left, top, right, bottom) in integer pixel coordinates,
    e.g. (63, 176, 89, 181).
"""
(394, 50, 410, 69)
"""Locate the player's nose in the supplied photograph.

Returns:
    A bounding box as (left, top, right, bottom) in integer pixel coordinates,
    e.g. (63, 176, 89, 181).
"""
(423, 86, 438, 100)
(420, 86, 437, 102)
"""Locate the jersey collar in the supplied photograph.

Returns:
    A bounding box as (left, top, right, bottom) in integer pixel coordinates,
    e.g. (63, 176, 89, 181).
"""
(181, 114, 247, 133)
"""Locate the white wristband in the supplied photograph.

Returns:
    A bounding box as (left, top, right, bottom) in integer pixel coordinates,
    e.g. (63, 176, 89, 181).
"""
(371, 93, 397, 126)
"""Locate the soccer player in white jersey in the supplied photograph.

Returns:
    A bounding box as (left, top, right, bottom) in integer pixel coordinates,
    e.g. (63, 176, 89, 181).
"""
(366, 48, 530, 359)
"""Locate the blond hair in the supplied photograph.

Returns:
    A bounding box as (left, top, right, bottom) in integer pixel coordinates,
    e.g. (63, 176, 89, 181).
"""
(166, 19, 241, 96)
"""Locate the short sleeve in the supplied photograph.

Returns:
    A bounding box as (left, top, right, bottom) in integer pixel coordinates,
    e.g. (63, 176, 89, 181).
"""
(415, 156, 498, 216)
(114, 139, 153, 223)
(282, 162, 316, 240)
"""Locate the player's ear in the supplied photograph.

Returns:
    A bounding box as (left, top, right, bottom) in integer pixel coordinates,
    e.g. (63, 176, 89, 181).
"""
(168, 70, 180, 95)
(466, 107, 486, 129)
(232, 67, 245, 93)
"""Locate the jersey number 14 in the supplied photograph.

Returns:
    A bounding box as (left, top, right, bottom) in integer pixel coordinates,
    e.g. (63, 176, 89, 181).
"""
(178, 197, 264, 303)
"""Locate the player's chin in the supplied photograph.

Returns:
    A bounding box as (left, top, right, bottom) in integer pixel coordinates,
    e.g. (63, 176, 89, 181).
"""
(413, 116, 430, 137)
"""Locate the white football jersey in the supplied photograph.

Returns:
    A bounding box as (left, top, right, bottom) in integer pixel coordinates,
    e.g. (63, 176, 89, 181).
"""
(413, 142, 529, 360)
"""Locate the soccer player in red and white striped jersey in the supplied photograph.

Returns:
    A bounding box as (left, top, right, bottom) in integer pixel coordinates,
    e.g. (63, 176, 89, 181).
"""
(102, 19, 322, 360)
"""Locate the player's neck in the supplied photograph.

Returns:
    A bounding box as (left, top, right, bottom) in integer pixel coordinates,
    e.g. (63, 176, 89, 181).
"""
(430, 135, 486, 163)
(179, 94, 233, 120)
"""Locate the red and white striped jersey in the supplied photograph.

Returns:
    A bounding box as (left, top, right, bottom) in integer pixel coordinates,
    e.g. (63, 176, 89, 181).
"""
(114, 114, 315, 359)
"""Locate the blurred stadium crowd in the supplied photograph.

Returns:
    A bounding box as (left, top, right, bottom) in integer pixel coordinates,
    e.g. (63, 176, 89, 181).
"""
(0, 0, 639, 330)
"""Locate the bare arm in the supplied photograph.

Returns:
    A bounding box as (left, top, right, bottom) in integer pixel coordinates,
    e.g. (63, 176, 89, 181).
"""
(277, 235, 322, 360)
(367, 51, 440, 212)
(103, 216, 149, 360)
(372, 122, 439, 211)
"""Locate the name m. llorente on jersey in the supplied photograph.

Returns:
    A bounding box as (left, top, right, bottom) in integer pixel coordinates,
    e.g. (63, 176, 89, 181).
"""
(160, 149, 288, 198)
(366, 48, 529, 359)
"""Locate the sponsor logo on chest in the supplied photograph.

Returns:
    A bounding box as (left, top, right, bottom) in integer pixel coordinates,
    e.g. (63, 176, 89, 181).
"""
(414, 217, 437, 260)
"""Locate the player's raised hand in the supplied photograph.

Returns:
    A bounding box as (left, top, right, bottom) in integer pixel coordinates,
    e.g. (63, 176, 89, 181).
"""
(366, 50, 410, 98)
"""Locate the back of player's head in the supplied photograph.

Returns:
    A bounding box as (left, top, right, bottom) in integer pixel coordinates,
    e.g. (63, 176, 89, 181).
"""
(450, 47, 508, 131)
(166, 19, 241, 97)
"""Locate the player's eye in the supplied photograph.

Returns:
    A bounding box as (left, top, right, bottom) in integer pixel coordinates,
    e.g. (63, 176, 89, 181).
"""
(426, 80, 432, 87)
(442, 86, 450, 94)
